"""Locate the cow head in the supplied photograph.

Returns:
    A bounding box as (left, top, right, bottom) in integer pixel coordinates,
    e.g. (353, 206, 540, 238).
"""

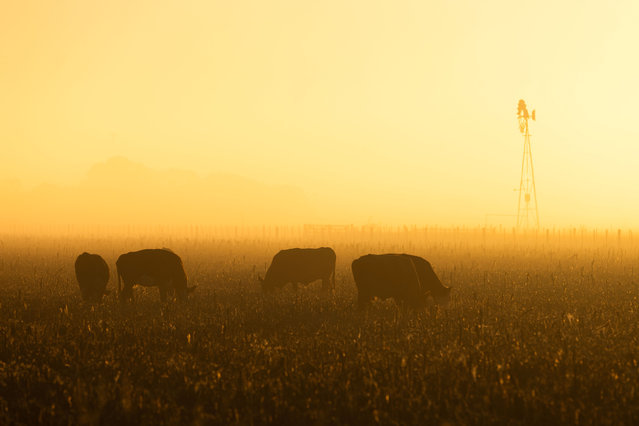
(119, 286, 134, 302)
(408, 294, 429, 309)
(434, 286, 451, 306)
(258, 275, 275, 292)
(175, 286, 198, 301)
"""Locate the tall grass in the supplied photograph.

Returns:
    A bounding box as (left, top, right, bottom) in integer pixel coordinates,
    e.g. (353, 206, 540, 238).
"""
(0, 228, 638, 424)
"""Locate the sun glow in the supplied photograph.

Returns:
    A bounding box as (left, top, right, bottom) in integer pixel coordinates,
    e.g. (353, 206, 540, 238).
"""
(1, 1, 638, 229)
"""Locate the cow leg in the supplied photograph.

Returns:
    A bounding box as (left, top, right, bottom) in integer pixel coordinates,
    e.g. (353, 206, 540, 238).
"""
(159, 287, 167, 303)
(165, 279, 179, 301)
(357, 292, 371, 310)
(323, 275, 335, 294)
(120, 282, 134, 302)
(395, 297, 410, 310)
(322, 277, 329, 292)
(175, 287, 187, 301)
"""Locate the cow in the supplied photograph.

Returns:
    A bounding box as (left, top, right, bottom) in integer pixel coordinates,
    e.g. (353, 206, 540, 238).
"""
(351, 254, 450, 309)
(259, 247, 336, 292)
(116, 248, 195, 302)
(75, 252, 110, 303)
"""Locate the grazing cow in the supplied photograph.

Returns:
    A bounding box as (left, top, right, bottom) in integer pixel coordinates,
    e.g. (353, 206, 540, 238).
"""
(351, 254, 450, 308)
(259, 247, 336, 292)
(75, 252, 110, 303)
(116, 248, 195, 302)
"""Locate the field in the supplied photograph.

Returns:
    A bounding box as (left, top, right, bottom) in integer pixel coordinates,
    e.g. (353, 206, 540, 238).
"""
(1, 227, 639, 425)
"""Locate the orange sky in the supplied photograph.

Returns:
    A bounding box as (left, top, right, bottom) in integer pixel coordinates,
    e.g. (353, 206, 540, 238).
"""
(1, 1, 638, 228)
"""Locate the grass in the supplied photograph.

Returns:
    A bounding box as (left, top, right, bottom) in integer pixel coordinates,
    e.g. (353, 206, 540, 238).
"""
(1, 230, 639, 425)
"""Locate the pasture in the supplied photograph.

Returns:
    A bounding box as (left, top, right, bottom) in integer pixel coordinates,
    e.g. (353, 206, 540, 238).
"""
(1, 227, 639, 424)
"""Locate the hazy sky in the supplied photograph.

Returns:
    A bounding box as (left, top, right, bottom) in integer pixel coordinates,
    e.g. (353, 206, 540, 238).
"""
(2, 1, 638, 227)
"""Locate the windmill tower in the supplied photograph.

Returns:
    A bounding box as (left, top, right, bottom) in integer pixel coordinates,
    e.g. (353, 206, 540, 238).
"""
(516, 99, 539, 228)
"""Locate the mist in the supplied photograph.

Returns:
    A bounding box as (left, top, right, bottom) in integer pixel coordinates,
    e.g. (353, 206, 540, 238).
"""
(0, 157, 312, 230)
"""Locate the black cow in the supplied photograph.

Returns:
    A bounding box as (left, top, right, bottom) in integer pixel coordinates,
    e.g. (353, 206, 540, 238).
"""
(351, 254, 450, 308)
(75, 252, 110, 303)
(116, 248, 195, 302)
(259, 247, 336, 292)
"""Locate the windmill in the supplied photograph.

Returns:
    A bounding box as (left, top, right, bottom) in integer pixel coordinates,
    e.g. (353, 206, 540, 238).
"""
(516, 99, 539, 228)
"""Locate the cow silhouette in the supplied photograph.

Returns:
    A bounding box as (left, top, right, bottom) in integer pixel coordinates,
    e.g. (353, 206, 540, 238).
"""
(259, 247, 336, 292)
(116, 248, 195, 302)
(75, 252, 110, 303)
(352, 254, 450, 308)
